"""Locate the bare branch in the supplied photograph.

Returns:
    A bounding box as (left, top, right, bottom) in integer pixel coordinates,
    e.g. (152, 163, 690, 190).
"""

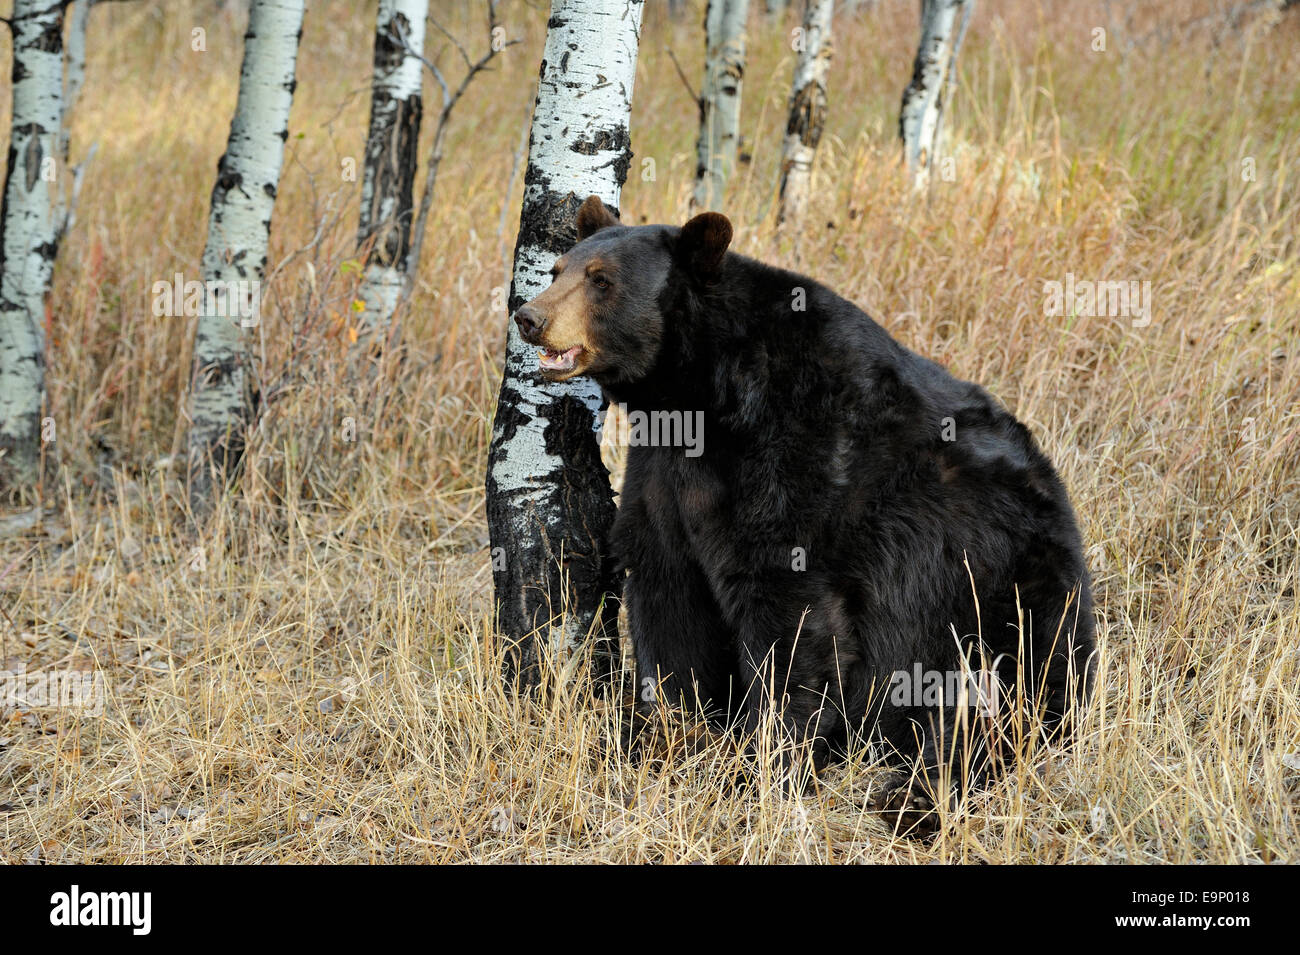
(400, 3, 520, 296)
(665, 46, 700, 107)
(426, 11, 474, 73)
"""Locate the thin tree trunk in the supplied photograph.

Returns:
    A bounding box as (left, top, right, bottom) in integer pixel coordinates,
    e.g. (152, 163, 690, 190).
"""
(899, 0, 973, 190)
(486, 0, 645, 688)
(61, 0, 90, 165)
(404, 10, 516, 309)
(693, 0, 749, 210)
(778, 0, 834, 225)
(0, 0, 65, 498)
(55, 0, 95, 242)
(356, 0, 426, 337)
(187, 0, 305, 508)
(766, 0, 787, 14)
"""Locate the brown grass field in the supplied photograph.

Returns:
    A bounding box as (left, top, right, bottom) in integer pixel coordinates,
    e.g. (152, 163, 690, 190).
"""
(1, 0, 1297, 863)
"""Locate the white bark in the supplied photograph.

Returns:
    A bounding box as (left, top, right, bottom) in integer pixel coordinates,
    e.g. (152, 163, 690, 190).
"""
(187, 0, 305, 504)
(357, 262, 404, 333)
(61, 0, 90, 164)
(487, 0, 645, 683)
(778, 0, 834, 224)
(356, 0, 426, 335)
(0, 0, 65, 494)
(900, 0, 973, 190)
(694, 0, 749, 210)
(55, 0, 94, 241)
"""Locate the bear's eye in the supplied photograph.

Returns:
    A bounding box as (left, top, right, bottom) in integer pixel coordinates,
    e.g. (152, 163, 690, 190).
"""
(590, 274, 610, 291)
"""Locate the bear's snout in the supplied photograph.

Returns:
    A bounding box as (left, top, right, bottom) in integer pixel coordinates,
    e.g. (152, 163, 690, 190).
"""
(514, 305, 544, 343)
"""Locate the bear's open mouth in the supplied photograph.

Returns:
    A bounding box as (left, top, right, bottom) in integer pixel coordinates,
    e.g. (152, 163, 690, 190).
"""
(537, 345, 582, 373)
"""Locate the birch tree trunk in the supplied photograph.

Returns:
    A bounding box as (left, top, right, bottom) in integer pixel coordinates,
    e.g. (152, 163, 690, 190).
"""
(778, 0, 834, 225)
(0, 1, 65, 498)
(899, 0, 973, 190)
(486, 0, 644, 688)
(356, 0, 426, 337)
(61, 0, 90, 165)
(55, 0, 95, 242)
(693, 0, 749, 211)
(188, 0, 305, 507)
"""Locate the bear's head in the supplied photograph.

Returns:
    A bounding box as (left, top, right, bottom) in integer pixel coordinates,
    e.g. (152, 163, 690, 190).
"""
(514, 195, 732, 386)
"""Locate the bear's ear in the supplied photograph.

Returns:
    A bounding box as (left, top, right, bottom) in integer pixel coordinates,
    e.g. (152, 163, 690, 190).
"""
(575, 195, 620, 241)
(678, 212, 732, 282)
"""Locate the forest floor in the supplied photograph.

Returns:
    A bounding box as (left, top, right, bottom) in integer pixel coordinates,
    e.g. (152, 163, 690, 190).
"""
(1, 0, 1298, 862)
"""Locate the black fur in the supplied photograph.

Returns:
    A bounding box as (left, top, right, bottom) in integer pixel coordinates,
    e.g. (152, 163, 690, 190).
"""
(561, 216, 1095, 786)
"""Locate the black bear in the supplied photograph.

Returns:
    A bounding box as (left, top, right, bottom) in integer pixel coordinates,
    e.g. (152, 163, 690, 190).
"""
(514, 195, 1095, 799)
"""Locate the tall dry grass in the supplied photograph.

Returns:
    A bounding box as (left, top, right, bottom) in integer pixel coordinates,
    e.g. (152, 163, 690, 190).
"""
(0, 0, 1297, 862)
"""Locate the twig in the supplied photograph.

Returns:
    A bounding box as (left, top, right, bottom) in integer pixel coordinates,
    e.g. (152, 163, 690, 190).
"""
(665, 46, 700, 107)
(427, 9, 475, 73)
(402, 2, 519, 300)
(55, 142, 97, 243)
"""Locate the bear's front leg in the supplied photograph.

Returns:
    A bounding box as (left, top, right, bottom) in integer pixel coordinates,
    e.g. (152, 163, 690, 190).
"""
(728, 582, 858, 775)
(624, 556, 736, 721)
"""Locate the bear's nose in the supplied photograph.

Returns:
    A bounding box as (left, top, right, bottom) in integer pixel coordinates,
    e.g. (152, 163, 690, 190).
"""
(515, 306, 545, 342)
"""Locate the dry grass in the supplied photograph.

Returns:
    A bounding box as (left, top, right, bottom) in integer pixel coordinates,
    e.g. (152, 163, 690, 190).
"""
(1, 0, 1298, 862)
